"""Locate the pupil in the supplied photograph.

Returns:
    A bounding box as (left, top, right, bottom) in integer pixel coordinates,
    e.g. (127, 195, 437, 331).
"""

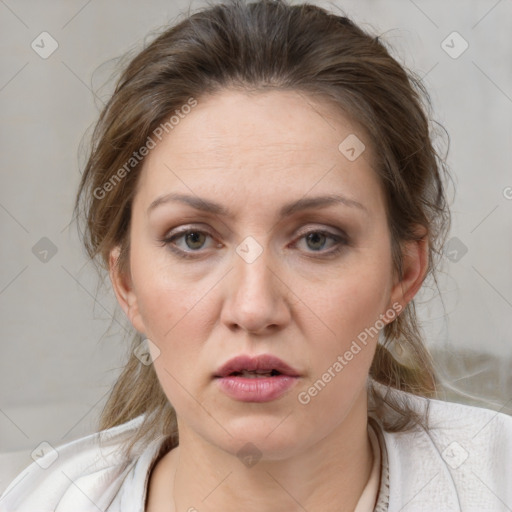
(307, 232, 325, 250)
(186, 232, 204, 249)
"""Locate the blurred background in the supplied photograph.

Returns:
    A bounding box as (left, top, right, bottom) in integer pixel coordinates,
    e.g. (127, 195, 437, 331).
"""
(1, 0, 511, 494)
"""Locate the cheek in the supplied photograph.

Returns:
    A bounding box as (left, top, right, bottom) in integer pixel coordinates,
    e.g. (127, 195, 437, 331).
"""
(319, 261, 392, 331)
(139, 280, 210, 410)
(293, 274, 388, 426)
(130, 254, 215, 378)
(130, 241, 203, 338)
(302, 259, 392, 378)
(136, 282, 209, 367)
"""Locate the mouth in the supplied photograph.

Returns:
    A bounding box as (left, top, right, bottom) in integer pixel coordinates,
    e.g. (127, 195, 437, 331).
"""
(225, 369, 283, 378)
(213, 354, 301, 379)
(213, 354, 300, 403)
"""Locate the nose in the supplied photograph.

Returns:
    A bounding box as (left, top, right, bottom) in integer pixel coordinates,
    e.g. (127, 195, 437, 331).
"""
(220, 242, 292, 335)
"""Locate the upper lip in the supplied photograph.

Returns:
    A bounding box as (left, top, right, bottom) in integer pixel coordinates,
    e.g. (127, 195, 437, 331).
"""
(214, 354, 301, 378)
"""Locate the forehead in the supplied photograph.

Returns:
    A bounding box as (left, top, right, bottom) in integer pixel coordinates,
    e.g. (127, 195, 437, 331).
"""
(135, 89, 381, 211)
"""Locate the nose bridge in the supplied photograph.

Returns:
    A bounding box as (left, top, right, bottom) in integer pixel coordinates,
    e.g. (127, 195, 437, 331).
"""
(223, 235, 288, 332)
(234, 236, 276, 303)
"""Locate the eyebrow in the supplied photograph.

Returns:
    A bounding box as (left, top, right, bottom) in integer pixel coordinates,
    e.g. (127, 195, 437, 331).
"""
(147, 192, 368, 218)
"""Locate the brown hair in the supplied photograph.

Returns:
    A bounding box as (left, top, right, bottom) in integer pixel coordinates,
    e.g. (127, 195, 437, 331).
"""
(74, 0, 452, 459)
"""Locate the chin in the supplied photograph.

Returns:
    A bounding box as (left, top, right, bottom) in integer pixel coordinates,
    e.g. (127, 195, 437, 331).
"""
(213, 415, 309, 461)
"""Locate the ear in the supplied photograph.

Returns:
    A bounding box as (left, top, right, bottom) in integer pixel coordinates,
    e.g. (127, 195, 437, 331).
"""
(388, 228, 429, 313)
(109, 245, 147, 334)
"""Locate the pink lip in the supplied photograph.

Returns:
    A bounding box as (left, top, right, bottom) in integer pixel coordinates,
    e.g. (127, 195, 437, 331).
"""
(215, 375, 299, 402)
(214, 354, 301, 378)
(213, 353, 301, 403)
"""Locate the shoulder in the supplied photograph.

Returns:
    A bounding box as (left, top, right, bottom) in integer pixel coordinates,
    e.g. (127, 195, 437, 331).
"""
(0, 414, 161, 512)
(395, 387, 512, 449)
(376, 384, 512, 511)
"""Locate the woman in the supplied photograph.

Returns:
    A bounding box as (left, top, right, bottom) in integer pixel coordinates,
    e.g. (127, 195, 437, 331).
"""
(1, 0, 511, 511)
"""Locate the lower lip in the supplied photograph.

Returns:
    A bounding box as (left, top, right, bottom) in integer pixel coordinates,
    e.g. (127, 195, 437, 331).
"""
(215, 375, 299, 402)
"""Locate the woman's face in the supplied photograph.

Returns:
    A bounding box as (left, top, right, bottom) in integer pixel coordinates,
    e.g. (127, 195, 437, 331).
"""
(111, 89, 414, 459)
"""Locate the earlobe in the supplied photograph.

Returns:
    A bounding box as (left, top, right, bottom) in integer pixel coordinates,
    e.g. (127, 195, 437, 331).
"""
(109, 245, 146, 334)
(389, 230, 429, 313)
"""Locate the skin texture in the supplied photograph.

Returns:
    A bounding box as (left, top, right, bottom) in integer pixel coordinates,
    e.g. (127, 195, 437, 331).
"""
(109, 89, 428, 512)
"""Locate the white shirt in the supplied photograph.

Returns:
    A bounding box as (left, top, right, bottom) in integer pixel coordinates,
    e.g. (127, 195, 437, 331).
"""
(1, 383, 511, 511)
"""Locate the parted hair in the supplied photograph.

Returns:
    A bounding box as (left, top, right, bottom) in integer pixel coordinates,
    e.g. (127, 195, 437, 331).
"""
(74, 0, 452, 460)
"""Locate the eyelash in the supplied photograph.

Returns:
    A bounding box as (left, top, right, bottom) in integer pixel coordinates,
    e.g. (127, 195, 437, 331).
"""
(158, 227, 348, 260)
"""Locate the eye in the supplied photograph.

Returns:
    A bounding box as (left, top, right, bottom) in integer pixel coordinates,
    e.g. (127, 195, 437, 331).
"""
(160, 228, 216, 259)
(159, 226, 348, 260)
(293, 229, 347, 257)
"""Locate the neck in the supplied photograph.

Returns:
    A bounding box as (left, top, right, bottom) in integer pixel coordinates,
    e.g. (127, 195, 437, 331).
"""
(166, 388, 374, 512)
